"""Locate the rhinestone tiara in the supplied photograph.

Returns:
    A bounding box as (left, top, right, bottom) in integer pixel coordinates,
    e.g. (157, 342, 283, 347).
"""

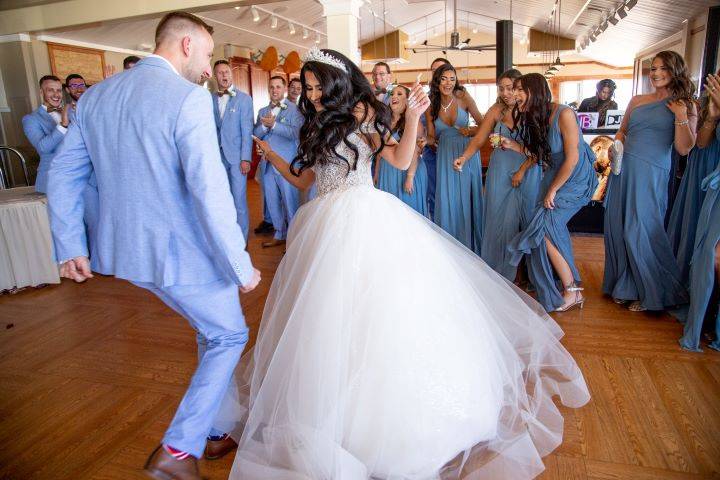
(302, 47, 348, 73)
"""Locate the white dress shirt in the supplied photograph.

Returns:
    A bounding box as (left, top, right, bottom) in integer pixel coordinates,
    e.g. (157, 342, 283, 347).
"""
(42, 104, 67, 134)
(262, 100, 284, 132)
(218, 85, 236, 120)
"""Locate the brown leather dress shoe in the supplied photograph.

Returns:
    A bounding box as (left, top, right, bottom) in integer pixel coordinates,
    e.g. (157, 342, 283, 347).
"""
(262, 238, 286, 248)
(204, 435, 239, 460)
(143, 445, 206, 480)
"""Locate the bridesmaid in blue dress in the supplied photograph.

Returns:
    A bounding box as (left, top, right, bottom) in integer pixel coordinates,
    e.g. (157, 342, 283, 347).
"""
(603, 51, 698, 312)
(667, 74, 720, 286)
(455, 68, 541, 280)
(679, 72, 720, 352)
(375, 86, 427, 214)
(425, 63, 484, 254)
(506, 73, 598, 312)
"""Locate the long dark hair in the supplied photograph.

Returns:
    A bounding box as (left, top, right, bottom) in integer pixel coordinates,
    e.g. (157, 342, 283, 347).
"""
(429, 63, 465, 121)
(495, 68, 522, 109)
(652, 50, 696, 107)
(512, 73, 553, 167)
(390, 85, 411, 137)
(293, 49, 391, 175)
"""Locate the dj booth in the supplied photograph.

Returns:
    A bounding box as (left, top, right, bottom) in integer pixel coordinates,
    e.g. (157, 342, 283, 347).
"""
(569, 126, 619, 234)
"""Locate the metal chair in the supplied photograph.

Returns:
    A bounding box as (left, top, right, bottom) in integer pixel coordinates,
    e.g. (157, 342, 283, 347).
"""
(0, 146, 31, 189)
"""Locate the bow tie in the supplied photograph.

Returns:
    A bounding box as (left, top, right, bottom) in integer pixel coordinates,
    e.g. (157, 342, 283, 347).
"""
(375, 88, 387, 95)
(270, 102, 282, 108)
(46, 106, 62, 113)
(218, 90, 232, 97)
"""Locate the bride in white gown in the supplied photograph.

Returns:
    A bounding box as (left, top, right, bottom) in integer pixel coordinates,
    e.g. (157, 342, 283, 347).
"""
(220, 48, 590, 480)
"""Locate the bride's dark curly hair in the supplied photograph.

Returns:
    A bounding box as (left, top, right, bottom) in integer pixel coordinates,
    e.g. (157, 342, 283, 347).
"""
(292, 49, 391, 175)
(512, 73, 553, 167)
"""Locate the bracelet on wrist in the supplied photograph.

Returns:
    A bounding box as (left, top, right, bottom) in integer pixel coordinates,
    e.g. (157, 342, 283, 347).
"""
(674, 119, 689, 126)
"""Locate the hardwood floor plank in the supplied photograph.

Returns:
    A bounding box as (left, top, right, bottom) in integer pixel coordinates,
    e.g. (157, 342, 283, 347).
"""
(2, 183, 719, 479)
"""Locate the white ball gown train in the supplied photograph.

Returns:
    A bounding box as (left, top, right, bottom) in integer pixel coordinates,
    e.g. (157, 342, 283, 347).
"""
(218, 127, 590, 480)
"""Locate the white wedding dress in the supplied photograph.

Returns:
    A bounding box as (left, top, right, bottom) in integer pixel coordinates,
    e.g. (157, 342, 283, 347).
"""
(220, 126, 590, 480)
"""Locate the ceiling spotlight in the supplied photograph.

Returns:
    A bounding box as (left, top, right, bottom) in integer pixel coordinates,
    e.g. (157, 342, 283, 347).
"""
(617, 6, 628, 18)
(608, 13, 619, 25)
(472, 27, 478, 34)
(302, 28, 309, 39)
(234, 6, 240, 10)
(315, 32, 321, 44)
(625, 0, 637, 9)
(251, 6, 260, 22)
(270, 15, 278, 29)
(288, 22, 296, 35)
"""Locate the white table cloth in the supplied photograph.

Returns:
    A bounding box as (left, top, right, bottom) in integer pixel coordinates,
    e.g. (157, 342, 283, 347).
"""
(0, 187, 60, 291)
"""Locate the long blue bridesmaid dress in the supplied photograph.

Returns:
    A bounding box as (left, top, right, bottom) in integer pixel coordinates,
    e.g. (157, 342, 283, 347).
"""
(420, 114, 437, 219)
(679, 125, 720, 351)
(602, 99, 689, 309)
(434, 107, 483, 255)
(376, 132, 404, 199)
(481, 121, 541, 280)
(667, 135, 720, 286)
(508, 105, 598, 312)
(400, 154, 429, 216)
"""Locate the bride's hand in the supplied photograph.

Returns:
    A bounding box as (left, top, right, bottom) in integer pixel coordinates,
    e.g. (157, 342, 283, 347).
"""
(252, 135, 272, 157)
(406, 84, 430, 118)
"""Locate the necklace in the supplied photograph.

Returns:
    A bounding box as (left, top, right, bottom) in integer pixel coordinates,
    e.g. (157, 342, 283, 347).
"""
(441, 97, 455, 113)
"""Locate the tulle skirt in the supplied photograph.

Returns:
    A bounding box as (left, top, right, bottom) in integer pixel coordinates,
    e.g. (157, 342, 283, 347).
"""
(220, 184, 590, 480)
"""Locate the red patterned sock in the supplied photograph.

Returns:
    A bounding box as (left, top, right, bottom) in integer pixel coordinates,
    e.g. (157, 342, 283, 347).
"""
(163, 444, 190, 460)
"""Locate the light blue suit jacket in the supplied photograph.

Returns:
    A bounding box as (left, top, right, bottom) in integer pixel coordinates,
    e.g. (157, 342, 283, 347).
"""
(212, 89, 254, 166)
(22, 107, 66, 193)
(46, 56, 255, 287)
(253, 100, 302, 168)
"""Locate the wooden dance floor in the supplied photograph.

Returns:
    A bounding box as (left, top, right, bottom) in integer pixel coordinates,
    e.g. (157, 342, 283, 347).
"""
(1, 182, 719, 480)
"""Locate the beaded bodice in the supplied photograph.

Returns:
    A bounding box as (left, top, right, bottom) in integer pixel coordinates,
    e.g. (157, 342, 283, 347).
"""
(312, 127, 376, 196)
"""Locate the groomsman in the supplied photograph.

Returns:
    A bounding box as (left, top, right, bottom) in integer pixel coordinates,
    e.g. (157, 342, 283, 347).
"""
(287, 77, 302, 104)
(62, 73, 100, 258)
(212, 59, 254, 241)
(372, 62, 392, 105)
(22, 75, 70, 193)
(45, 12, 260, 480)
(64, 74, 86, 119)
(254, 76, 303, 248)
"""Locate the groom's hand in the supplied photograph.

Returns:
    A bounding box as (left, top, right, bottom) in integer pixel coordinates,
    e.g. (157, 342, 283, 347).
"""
(59, 256, 93, 283)
(240, 268, 261, 293)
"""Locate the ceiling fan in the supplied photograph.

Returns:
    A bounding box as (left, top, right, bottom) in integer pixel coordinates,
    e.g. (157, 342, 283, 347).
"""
(410, 0, 495, 54)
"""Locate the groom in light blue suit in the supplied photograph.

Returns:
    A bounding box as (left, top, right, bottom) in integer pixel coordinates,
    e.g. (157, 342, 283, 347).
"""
(212, 60, 254, 241)
(45, 12, 260, 480)
(253, 76, 302, 247)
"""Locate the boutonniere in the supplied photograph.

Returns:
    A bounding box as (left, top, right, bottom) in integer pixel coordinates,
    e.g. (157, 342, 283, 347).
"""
(228, 90, 237, 97)
(386, 84, 394, 94)
(279, 102, 288, 110)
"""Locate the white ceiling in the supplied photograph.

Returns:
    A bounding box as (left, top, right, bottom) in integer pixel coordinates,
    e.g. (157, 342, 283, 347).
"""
(36, 0, 715, 67)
